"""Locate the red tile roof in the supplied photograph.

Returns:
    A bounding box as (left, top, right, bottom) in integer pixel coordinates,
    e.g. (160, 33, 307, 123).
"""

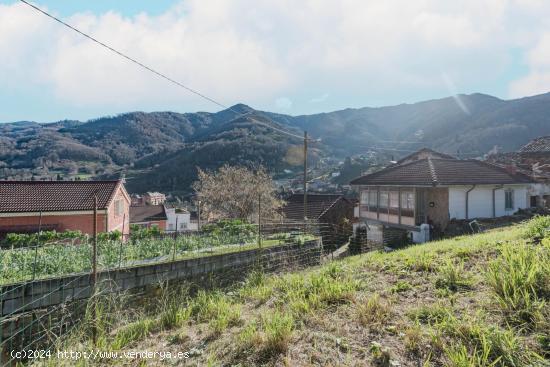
(0, 180, 123, 213)
(350, 158, 533, 186)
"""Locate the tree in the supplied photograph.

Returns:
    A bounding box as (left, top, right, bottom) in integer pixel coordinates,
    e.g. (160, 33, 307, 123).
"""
(193, 165, 283, 221)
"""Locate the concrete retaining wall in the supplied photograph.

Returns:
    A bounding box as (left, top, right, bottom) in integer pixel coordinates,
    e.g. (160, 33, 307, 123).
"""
(1, 240, 321, 317)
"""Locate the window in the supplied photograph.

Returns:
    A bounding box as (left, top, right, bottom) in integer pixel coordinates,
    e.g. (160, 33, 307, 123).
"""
(368, 190, 378, 207)
(114, 199, 123, 216)
(168, 224, 174, 230)
(505, 190, 514, 210)
(389, 191, 399, 208)
(360, 190, 369, 204)
(400, 191, 414, 216)
(379, 191, 389, 209)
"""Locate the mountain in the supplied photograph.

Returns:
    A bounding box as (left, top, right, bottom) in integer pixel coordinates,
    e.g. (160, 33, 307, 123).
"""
(1, 92, 550, 194)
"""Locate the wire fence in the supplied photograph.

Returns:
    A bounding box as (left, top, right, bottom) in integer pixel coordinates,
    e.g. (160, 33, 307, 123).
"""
(0, 220, 355, 366)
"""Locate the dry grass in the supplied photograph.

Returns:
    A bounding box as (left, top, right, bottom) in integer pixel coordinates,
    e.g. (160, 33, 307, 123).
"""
(42, 218, 550, 366)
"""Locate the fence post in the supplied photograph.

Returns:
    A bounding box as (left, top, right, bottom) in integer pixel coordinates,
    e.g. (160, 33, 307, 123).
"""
(258, 194, 262, 249)
(92, 196, 98, 346)
(118, 213, 125, 269)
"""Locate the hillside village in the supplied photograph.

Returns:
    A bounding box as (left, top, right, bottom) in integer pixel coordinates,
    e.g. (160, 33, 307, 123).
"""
(2, 1, 550, 365)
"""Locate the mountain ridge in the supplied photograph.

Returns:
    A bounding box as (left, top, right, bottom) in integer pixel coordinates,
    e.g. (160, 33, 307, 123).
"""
(1, 92, 550, 194)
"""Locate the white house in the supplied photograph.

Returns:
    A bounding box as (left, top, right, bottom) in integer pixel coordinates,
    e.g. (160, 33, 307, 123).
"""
(165, 207, 198, 232)
(350, 150, 534, 244)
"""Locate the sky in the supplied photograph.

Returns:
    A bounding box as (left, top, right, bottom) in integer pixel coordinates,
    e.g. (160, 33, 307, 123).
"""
(1, 0, 550, 122)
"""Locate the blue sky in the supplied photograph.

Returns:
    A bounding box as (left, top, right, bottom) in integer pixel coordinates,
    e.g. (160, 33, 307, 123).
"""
(1, 1, 549, 122)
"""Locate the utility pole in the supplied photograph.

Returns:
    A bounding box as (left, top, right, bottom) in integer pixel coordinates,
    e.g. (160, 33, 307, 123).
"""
(303, 131, 308, 222)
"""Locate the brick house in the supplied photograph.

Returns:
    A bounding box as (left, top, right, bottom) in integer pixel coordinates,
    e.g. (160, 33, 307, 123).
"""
(0, 180, 130, 237)
(350, 152, 533, 244)
(130, 205, 167, 230)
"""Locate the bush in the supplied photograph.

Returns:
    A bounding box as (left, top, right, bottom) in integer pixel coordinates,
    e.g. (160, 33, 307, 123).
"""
(524, 215, 550, 241)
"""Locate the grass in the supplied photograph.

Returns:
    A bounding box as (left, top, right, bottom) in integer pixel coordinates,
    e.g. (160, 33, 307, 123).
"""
(41, 217, 550, 366)
(486, 241, 550, 328)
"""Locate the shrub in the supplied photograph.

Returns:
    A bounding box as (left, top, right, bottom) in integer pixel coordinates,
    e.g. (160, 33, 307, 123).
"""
(523, 215, 550, 241)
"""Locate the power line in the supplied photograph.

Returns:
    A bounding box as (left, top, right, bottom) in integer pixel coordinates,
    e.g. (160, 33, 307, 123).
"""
(18, 0, 308, 141)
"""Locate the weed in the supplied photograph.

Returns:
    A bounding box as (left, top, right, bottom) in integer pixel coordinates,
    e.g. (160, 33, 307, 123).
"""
(261, 311, 294, 355)
(409, 303, 453, 326)
(370, 341, 391, 367)
(390, 280, 413, 294)
(435, 260, 471, 292)
(486, 242, 549, 328)
(111, 318, 157, 349)
(357, 294, 391, 326)
(190, 291, 241, 334)
(404, 325, 424, 355)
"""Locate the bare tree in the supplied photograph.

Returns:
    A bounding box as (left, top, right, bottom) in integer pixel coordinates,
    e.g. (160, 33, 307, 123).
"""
(193, 165, 284, 221)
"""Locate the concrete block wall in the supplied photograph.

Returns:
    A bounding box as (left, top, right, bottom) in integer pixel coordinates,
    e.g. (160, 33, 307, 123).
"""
(1, 240, 321, 317)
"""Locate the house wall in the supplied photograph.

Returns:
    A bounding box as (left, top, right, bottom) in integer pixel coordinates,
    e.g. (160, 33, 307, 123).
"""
(448, 185, 529, 219)
(165, 209, 197, 231)
(0, 212, 108, 235)
(106, 187, 130, 237)
(425, 188, 449, 229)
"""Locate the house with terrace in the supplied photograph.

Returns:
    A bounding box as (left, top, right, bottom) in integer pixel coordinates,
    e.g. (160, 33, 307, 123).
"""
(350, 154, 533, 243)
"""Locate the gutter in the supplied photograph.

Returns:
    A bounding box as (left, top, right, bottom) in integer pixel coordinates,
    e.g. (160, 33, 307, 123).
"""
(492, 185, 503, 218)
(465, 185, 476, 220)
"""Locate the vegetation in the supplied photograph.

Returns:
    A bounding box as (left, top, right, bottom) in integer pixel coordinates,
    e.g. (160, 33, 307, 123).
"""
(193, 165, 284, 220)
(34, 218, 550, 366)
(0, 224, 310, 284)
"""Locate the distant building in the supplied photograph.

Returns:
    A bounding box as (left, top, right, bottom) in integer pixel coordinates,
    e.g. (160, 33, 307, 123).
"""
(351, 149, 534, 244)
(282, 193, 353, 223)
(486, 136, 550, 207)
(282, 193, 354, 248)
(130, 205, 167, 230)
(165, 207, 198, 232)
(0, 180, 130, 238)
(143, 192, 166, 206)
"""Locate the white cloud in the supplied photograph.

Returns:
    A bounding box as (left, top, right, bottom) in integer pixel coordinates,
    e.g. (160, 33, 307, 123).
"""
(309, 93, 329, 103)
(275, 97, 292, 110)
(1, 0, 550, 118)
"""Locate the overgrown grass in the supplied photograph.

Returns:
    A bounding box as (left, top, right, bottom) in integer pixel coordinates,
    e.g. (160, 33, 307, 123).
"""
(41, 217, 550, 366)
(486, 242, 550, 328)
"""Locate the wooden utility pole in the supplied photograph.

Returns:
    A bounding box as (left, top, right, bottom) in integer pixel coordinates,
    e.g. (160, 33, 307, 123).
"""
(303, 131, 308, 221)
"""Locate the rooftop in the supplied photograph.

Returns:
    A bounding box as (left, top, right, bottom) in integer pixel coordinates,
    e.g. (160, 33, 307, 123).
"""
(350, 158, 533, 186)
(0, 180, 123, 213)
(130, 205, 167, 223)
(519, 136, 550, 153)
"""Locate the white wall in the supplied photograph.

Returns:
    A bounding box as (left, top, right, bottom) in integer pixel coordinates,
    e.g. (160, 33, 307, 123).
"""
(166, 208, 197, 231)
(449, 185, 529, 220)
